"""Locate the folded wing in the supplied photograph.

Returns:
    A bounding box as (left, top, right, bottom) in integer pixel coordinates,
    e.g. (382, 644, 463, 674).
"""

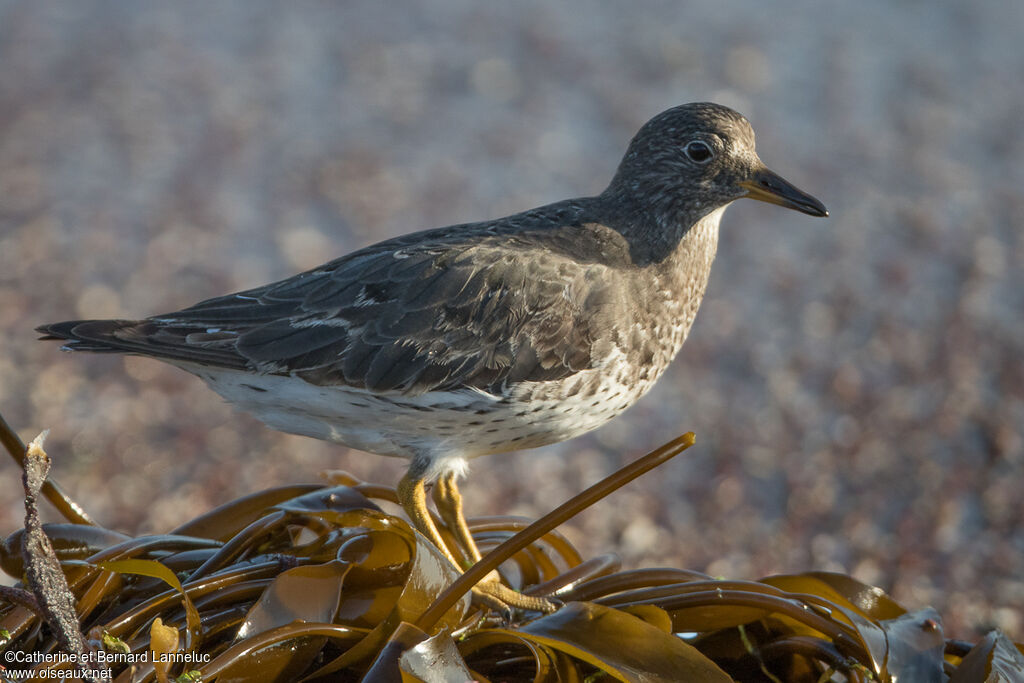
(38, 225, 623, 396)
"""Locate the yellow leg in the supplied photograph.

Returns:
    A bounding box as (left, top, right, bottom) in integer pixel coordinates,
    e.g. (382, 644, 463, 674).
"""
(397, 471, 463, 570)
(432, 471, 482, 566)
(427, 470, 558, 614)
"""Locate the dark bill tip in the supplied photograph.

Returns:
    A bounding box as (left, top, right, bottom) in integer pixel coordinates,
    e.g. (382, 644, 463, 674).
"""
(740, 168, 828, 217)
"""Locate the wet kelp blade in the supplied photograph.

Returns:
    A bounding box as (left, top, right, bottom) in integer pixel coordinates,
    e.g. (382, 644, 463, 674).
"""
(171, 484, 325, 541)
(0, 524, 131, 577)
(361, 623, 479, 683)
(235, 560, 350, 639)
(876, 608, 946, 682)
(98, 559, 202, 647)
(399, 629, 477, 681)
(949, 631, 1024, 683)
(761, 572, 906, 622)
(199, 622, 367, 682)
(299, 518, 469, 678)
(476, 601, 731, 683)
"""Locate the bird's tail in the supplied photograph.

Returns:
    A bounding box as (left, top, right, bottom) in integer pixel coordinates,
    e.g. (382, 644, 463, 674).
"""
(36, 319, 248, 368)
(36, 320, 143, 353)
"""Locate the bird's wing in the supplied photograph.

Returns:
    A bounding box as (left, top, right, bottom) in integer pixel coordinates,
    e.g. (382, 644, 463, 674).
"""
(39, 226, 627, 395)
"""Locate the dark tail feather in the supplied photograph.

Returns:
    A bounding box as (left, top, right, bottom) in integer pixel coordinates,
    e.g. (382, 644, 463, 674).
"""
(36, 320, 142, 352)
(36, 319, 248, 368)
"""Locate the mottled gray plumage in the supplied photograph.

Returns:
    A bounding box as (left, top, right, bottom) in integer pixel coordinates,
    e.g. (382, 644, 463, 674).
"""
(39, 103, 826, 479)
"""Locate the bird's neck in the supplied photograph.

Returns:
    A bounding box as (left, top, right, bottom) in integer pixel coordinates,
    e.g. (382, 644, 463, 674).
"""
(594, 185, 726, 267)
(643, 204, 724, 373)
(661, 204, 724, 279)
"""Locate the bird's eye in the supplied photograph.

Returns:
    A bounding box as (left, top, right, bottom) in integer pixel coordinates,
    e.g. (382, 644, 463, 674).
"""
(684, 140, 714, 164)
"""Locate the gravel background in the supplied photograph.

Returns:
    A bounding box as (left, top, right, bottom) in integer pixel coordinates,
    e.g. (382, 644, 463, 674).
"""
(1, 1, 1021, 640)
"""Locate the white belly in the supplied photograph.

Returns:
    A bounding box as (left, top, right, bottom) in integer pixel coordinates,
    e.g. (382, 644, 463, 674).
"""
(175, 358, 654, 478)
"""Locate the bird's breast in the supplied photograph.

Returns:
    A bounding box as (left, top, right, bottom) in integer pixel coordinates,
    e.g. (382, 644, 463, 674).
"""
(604, 205, 723, 388)
(490, 206, 724, 447)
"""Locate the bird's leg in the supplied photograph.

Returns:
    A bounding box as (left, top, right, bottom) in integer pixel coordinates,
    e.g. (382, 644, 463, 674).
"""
(432, 471, 482, 567)
(397, 465, 556, 614)
(396, 469, 463, 570)
(430, 470, 558, 615)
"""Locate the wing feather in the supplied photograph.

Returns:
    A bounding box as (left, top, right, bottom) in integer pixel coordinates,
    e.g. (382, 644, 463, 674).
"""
(38, 202, 633, 396)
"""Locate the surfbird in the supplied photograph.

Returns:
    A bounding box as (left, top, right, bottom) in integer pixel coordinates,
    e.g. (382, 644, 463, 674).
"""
(38, 102, 827, 611)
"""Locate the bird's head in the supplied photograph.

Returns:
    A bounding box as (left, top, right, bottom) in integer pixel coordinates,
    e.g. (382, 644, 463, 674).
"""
(606, 102, 828, 228)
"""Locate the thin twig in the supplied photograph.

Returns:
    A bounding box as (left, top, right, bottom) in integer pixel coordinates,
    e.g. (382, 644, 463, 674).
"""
(0, 585, 41, 614)
(21, 432, 104, 682)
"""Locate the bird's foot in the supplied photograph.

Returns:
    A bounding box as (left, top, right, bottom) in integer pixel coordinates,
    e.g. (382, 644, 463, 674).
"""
(400, 471, 559, 616)
(470, 578, 560, 618)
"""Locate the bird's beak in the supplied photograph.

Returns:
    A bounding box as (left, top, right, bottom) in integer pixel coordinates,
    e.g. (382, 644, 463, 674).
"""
(739, 166, 828, 217)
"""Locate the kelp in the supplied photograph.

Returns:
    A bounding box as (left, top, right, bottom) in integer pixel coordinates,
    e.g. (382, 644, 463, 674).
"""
(1, 415, 1022, 682)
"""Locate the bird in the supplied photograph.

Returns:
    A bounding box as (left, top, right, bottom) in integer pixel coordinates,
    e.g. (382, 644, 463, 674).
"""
(38, 102, 827, 611)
